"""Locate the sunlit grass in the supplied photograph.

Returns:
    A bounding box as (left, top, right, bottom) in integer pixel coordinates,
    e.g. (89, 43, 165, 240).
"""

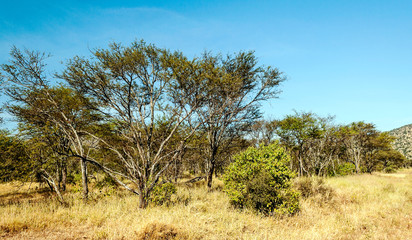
(1, 169, 411, 239)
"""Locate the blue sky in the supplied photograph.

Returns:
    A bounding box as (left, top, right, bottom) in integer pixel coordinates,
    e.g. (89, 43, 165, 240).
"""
(1, 0, 411, 131)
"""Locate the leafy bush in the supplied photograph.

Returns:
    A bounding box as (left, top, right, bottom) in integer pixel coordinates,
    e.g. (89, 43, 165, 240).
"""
(0, 132, 33, 182)
(336, 162, 356, 176)
(223, 142, 300, 215)
(383, 165, 396, 173)
(149, 182, 177, 206)
(95, 175, 118, 189)
(67, 172, 82, 185)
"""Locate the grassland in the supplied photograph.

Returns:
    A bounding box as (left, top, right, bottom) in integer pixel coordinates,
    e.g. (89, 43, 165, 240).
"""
(0, 169, 411, 240)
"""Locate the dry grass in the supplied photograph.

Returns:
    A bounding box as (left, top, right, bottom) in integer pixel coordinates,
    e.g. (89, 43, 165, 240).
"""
(0, 169, 411, 239)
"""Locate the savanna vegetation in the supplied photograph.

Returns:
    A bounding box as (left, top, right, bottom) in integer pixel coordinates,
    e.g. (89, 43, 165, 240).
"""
(0, 40, 411, 239)
(0, 170, 411, 239)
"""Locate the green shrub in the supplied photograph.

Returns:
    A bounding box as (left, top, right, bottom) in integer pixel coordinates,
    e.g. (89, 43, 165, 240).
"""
(149, 182, 177, 206)
(336, 162, 356, 176)
(223, 142, 300, 215)
(384, 165, 396, 173)
(95, 175, 118, 189)
(67, 172, 82, 185)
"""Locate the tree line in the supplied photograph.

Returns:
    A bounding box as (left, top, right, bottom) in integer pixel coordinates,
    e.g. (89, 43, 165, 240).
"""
(251, 112, 409, 177)
(0, 41, 409, 208)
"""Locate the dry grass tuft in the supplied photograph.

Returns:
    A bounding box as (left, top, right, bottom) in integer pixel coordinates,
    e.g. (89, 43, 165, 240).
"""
(136, 222, 189, 240)
(294, 177, 335, 199)
(0, 221, 29, 234)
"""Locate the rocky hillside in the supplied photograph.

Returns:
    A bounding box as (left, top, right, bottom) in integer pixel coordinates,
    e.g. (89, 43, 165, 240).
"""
(389, 124, 412, 160)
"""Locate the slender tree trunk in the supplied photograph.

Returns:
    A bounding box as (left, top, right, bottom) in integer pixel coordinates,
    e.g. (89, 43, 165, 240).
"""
(41, 172, 65, 204)
(207, 148, 217, 189)
(354, 149, 361, 173)
(207, 162, 215, 188)
(80, 158, 88, 201)
(47, 178, 65, 204)
(298, 152, 304, 177)
(56, 162, 62, 191)
(45, 180, 54, 192)
(61, 162, 67, 192)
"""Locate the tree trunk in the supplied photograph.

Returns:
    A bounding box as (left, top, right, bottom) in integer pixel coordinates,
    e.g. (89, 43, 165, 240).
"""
(207, 147, 218, 189)
(207, 153, 216, 189)
(41, 172, 65, 204)
(354, 151, 361, 174)
(61, 162, 67, 192)
(206, 163, 215, 189)
(56, 162, 62, 191)
(138, 192, 148, 208)
(174, 156, 181, 183)
(299, 156, 304, 177)
(47, 178, 65, 204)
(80, 158, 89, 201)
(45, 179, 54, 192)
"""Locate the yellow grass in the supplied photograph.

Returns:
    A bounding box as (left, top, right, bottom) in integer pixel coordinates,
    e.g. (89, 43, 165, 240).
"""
(1, 169, 411, 239)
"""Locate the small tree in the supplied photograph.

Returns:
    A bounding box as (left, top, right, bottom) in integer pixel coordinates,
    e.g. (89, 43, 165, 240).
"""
(275, 111, 327, 176)
(1, 48, 104, 200)
(196, 51, 285, 188)
(60, 41, 204, 208)
(223, 142, 300, 215)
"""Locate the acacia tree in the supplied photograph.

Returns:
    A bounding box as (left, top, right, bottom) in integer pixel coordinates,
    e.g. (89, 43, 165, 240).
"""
(0, 125, 68, 203)
(338, 122, 406, 173)
(339, 122, 377, 173)
(250, 119, 280, 146)
(304, 123, 341, 176)
(25, 134, 68, 203)
(195, 52, 285, 188)
(60, 41, 204, 208)
(1, 48, 102, 200)
(275, 111, 325, 176)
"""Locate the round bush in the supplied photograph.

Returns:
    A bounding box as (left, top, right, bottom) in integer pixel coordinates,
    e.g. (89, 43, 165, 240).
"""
(223, 142, 300, 215)
(149, 182, 177, 206)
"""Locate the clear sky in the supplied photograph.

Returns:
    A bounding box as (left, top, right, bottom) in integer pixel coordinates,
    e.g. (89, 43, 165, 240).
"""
(1, 0, 411, 131)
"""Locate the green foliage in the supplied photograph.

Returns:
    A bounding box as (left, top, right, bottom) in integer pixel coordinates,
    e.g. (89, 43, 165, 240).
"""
(336, 163, 356, 176)
(95, 175, 118, 189)
(372, 149, 406, 172)
(274, 111, 335, 176)
(0, 131, 32, 182)
(383, 165, 396, 173)
(149, 182, 177, 206)
(67, 173, 82, 185)
(223, 142, 300, 215)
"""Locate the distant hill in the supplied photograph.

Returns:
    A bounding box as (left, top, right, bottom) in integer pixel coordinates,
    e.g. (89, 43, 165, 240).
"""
(389, 124, 412, 160)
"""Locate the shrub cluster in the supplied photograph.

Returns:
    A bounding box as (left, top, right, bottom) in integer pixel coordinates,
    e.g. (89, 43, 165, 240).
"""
(223, 142, 300, 215)
(149, 182, 177, 206)
(335, 162, 356, 176)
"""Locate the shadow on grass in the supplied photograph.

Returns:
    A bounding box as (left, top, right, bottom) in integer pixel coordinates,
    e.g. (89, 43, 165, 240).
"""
(0, 188, 53, 206)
